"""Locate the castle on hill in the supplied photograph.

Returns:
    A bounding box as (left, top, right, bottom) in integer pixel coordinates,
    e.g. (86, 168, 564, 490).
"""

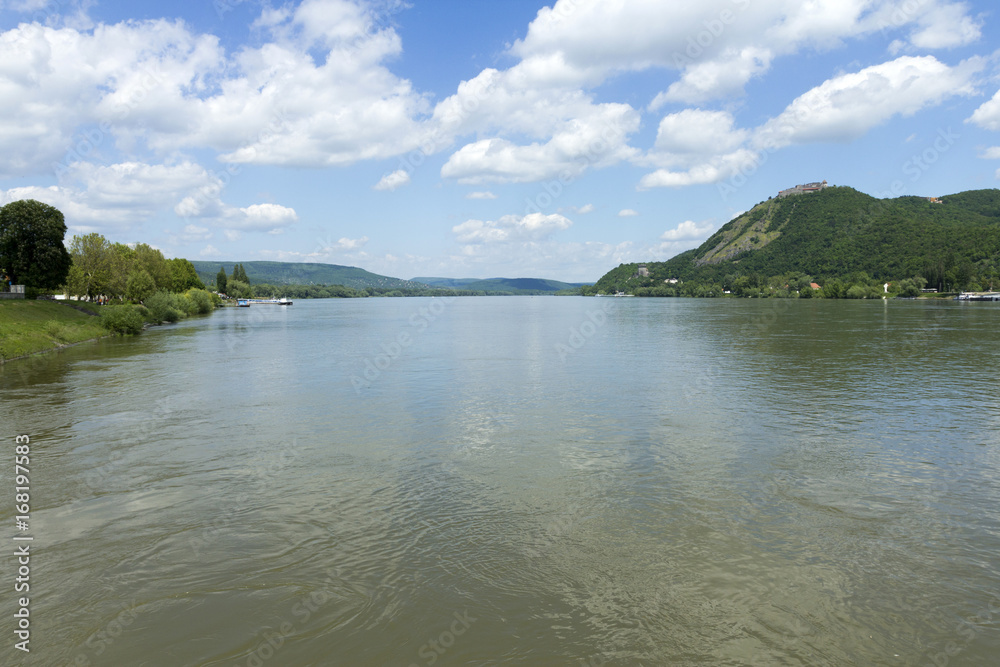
(777, 180, 828, 198)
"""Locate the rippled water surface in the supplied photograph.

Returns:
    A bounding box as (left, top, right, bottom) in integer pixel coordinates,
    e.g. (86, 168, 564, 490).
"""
(2, 297, 999, 666)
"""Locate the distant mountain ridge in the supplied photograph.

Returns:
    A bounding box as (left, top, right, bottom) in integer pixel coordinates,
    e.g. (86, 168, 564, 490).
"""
(590, 186, 1000, 294)
(189, 261, 427, 290)
(413, 277, 590, 293)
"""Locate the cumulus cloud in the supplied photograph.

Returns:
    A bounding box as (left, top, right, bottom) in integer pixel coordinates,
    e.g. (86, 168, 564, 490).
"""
(618, 209, 638, 217)
(755, 55, 980, 148)
(465, 191, 497, 200)
(373, 169, 411, 191)
(969, 89, 1000, 131)
(235, 203, 299, 231)
(440, 102, 639, 184)
(661, 220, 715, 241)
(639, 55, 980, 189)
(452, 212, 572, 244)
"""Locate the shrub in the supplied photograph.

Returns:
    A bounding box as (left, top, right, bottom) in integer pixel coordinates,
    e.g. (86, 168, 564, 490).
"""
(145, 290, 186, 324)
(100, 305, 145, 335)
(184, 288, 214, 314)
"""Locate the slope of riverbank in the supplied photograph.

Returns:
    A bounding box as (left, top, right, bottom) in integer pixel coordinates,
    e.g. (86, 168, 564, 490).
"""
(0, 300, 108, 362)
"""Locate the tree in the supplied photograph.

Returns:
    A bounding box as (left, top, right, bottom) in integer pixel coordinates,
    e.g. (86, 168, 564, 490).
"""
(125, 269, 156, 302)
(232, 263, 249, 284)
(67, 233, 113, 300)
(168, 258, 205, 291)
(0, 199, 72, 289)
(226, 279, 251, 298)
(133, 243, 171, 291)
(216, 267, 228, 294)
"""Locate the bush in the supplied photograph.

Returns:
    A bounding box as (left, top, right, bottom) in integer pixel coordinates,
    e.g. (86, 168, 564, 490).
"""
(145, 290, 186, 324)
(184, 288, 214, 314)
(100, 305, 145, 335)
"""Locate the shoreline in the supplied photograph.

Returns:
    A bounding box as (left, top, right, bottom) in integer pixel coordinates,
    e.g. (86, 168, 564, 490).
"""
(0, 333, 111, 365)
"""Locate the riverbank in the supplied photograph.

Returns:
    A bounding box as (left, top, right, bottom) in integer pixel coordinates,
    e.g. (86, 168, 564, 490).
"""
(0, 300, 108, 362)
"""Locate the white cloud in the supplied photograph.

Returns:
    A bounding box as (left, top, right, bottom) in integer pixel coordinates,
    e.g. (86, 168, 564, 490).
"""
(2, 160, 217, 230)
(980, 147, 1000, 160)
(639, 55, 980, 189)
(618, 209, 638, 217)
(179, 224, 212, 242)
(661, 220, 715, 241)
(657, 47, 773, 105)
(452, 212, 572, 244)
(969, 89, 1000, 131)
(756, 55, 979, 148)
(316, 235, 369, 252)
(638, 149, 761, 189)
(908, 2, 982, 50)
(199, 244, 220, 257)
(373, 169, 411, 191)
(571, 203, 594, 214)
(466, 191, 497, 199)
(235, 203, 299, 232)
(440, 102, 639, 184)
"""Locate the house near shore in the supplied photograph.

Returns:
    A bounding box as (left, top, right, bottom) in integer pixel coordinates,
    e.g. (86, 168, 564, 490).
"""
(777, 180, 828, 198)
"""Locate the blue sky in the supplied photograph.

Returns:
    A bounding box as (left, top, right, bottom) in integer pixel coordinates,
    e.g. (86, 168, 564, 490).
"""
(2, 0, 999, 282)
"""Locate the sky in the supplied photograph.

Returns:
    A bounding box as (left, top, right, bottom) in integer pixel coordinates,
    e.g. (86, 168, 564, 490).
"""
(1, 0, 1000, 283)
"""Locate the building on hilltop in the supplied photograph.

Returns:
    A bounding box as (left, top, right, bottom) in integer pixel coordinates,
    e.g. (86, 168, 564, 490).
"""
(777, 180, 828, 198)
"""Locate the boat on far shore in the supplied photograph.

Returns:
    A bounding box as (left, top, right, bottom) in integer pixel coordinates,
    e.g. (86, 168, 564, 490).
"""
(248, 297, 293, 305)
(956, 292, 1000, 301)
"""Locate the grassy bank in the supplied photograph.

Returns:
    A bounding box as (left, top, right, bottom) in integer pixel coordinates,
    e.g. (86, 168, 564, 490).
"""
(0, 300, 108, 362)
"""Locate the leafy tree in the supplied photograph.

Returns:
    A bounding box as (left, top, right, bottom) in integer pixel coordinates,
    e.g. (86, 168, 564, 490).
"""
(168, 257, 205, 291)
(0, 199, 72, 289)
(125, 269, 156, 302)
(226, 279, 251, 298)
(67, 233, 113, 300)
(216, 267, 228, 293)
(134, 243, 171, 291)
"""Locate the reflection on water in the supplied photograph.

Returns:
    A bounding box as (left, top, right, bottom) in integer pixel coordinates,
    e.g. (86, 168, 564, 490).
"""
(2, 297, 999, 665)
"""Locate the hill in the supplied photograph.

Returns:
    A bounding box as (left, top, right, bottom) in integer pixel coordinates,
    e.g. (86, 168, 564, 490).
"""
(589, 187, 1000, 296)
(190, 261, 427, 290)
(412, 277, 590, 294)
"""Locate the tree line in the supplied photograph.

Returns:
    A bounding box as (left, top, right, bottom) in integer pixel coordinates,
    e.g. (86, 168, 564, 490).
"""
(0, 199, 218, 336)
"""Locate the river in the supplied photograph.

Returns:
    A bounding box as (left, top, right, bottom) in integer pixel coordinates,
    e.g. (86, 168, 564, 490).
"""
(2, 296, 999, 665)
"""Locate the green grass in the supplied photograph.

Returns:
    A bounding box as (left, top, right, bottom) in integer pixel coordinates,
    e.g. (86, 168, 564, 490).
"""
(0, 300, 108, 361)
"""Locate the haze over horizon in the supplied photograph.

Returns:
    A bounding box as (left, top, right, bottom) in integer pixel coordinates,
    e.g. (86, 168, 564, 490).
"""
(2, 0, 1000, 282)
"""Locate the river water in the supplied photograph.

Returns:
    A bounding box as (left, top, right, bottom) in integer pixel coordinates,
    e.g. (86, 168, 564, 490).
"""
(2, 296, 999, 666)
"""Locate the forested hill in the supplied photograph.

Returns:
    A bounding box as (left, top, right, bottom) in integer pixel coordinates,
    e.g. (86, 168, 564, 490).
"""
(589, 187, 1000, 295)
(413, 277, 589, 293)
(189, 260, 426, 290)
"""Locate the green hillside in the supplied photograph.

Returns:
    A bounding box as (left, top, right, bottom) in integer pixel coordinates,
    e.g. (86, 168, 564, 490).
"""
(413, 277, 590, 294)
(190, 261, 427, 290)
(589, 187, 1000, 296)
